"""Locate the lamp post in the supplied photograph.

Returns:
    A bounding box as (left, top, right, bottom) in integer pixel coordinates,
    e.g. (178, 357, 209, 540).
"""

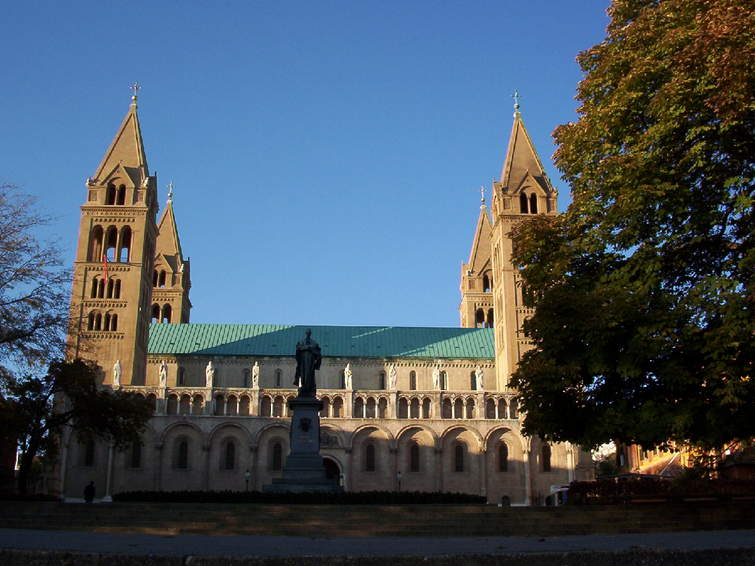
(244, 469, 251, 492)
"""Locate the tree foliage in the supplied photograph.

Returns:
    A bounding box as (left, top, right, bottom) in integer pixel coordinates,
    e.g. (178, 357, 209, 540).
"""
(511, 0, 754, 449)
(0, 184, 69, 377)
(0, 359, 153, 494)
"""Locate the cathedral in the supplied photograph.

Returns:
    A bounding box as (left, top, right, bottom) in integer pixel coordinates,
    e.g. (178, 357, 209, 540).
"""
(59, 92, 593, 504)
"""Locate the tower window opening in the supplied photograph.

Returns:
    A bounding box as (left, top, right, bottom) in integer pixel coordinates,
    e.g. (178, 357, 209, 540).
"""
(475, 308, 485, 328)
(116, 184, 126, 205)
(161, 304, 172, 324)
(151, 304, 160, 323)
(530, 193, 538, 214)
(104, 226, 118, 261)
(114, 279, 121, 299)
(520, 192, 529, 213)
(158, 270, 167, 287)
(378, 371, 386, 390)
(486, 308, 494, 327)
(482, 274, 491, 292)
(152, 270, 158, 287)
(117, 226, 131, 262)
(88, 225, 104, 262)
(105, 184, 116, 205)
(439, 370, 447, 391)
(470, 371, 477, 390)
(94, 312, 102, 331)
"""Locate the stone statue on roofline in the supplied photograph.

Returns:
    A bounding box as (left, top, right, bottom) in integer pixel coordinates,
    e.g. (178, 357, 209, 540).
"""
(432, 365, 440, 390)
(389, 365, 397, 390)
(475, 365, 484, 391)
(344, 363, 353, 390)
(205, 360, 215, 388)
(293, 329, 322, 397)
(251, 361, 260, 388)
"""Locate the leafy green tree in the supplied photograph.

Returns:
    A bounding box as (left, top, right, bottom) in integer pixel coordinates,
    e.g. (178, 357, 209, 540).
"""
(511, 0, 754, 450)
(0, 359, 153, 495)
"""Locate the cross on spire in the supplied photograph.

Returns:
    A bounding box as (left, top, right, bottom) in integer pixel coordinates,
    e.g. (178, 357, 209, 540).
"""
(130, 82, 141, 103)
(513, 89, 521, 116)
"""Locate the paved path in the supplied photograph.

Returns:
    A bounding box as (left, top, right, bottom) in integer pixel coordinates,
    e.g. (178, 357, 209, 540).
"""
(0, 528, 754, 557)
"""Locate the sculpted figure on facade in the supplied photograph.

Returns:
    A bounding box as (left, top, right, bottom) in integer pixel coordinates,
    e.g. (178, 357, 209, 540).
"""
(475, 365, 484, 390)
(388, 365, 397, 390)
(112, 359, 121, 388)
(251, 361, 260, 388)
(205, 360, 215, 388)
(159, 359, 168, 388)
(432, 365, 440, 390)
(344, 363, 352, 389)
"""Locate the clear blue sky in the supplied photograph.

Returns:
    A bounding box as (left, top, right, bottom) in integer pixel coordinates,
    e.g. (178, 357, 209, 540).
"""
(2, 1, 609, 328)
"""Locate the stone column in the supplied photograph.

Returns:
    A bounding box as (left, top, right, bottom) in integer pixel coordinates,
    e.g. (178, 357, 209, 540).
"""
(522, 449, 531, 506)
(103, 443, 114, 502)
(479, 447, 487, 499)
(154, 443, 163, 491)
(391, 447, 399, 491)
(436, 448, 443, 492)
(345, 391, 354, 418)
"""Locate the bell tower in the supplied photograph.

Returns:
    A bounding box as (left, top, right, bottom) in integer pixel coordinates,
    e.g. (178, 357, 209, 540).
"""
(66, 87, 158, 386)
(459, 189, 494, 329)
(490, 97, 558, 390)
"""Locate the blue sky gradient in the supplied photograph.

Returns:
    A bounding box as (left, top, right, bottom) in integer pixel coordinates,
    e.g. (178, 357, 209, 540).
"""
(2, 1, 610, 327)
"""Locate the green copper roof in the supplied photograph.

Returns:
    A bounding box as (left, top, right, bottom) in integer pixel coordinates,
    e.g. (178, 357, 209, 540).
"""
(148, 324, 494, 360)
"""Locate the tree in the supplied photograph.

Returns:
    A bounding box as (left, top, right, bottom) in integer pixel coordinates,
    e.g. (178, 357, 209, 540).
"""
(0, 184, 69, 378)
(0, 359, 153, 495)
(511, 0, 754, 450)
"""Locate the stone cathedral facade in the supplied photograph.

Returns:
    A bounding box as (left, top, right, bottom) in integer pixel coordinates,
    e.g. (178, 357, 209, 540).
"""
(58, 94, 593, 504)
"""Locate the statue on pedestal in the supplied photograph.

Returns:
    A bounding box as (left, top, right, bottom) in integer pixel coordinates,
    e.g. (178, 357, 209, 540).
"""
(388, 365, 397, 390)
(159, 360, 168, 388)
(251, 361, 260, 388)
(344, 363, 352, 390)
(205, 361, 215, 388)
(293, 329, 321, 397)
(475, 365, 484, 390)
(112, 360, 121, 388)
(432, 366, 440, 390)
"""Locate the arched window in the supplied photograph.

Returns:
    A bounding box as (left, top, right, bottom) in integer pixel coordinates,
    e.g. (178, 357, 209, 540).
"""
(106, 278, 114, 299)
(439, 371, 447, 391)
(465, 398, 475, 419)
(260, 396, 272, 416)
(152, 270, 158, 287)
(486, 308, 494, 327)
(332, 397, 343, 418)
(453, 398, 463, 418)
(409, 371, 417, 391)
(378, 372, 386, 390)
(364, 443, 376, 472)
(118, 226, 131, 262)
(109, 313, 118, 331)
(354, 397, 364, 418)
(129, 441, 142, 469)
(104, 312, 111, 331)
(442, 398, 452, 419)
(158, 270, 167, 288)
(485, 398, 496, 419)
(161, 304, 172, 324)
(482, 274, 491, 292)
(410, 442, 420, 472)
(365, 397, 376, 418)
(271, 442, 282, 471)
(410, 398, 420, 419)
(179, 395, 191, 415)
(320, 397, 330, 418)
(541, 444, 551, 472)
(275, 369, 282, 387)
(166, 394, 178, 415)
(243, 368, 250, 388)
(470, 371, 477, 390)
(422, 398, 431, 418)
(239, 396, 250, 415)
(498, 398, 508, 419)
(475, 308, 485, 328)
(530, 193, 538, 214)
(94, 312, 102, 331)
(116, 184, 126, 205)
(378, 398, 388, 418)
(105, 184, 116, 205)
(88, 225, 104, 261)
(520, 192, 529, 213)
(104, 226, 118, 261)
(454, 442, 465, 472)
(509, 399, 519, 419)
(398, 397, 408, 419)
(273, 396, 284, 417)
(222, 440, 236, 470)
(113, 279, 121, 299)
(498, 442, 509, 472)
(151, 304, 160, 323)
(87, 311, 96, 331)
(175, 439, 189, 469)
(177, 367, 185, 386)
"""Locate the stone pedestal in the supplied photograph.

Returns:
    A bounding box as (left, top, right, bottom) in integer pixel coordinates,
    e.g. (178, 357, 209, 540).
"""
(263, 396, 342, 493)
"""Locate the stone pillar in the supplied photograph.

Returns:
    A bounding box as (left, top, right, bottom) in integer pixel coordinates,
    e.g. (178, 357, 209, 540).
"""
(479, 447, 487, 498)
(154, 443, 163, 491)
(202, 442, 211, 490)
(436, 448, 443, 492)
(523, 449, 531, 506)
(103, 443, 114, 502)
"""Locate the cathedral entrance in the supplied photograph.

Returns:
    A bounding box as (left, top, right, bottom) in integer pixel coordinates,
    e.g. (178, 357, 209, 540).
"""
(323, 457, 340, 481)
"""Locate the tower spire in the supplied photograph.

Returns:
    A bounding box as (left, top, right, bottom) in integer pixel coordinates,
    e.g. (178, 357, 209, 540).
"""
(130, 82, 141, 105)
(512, 89, 521, 117)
